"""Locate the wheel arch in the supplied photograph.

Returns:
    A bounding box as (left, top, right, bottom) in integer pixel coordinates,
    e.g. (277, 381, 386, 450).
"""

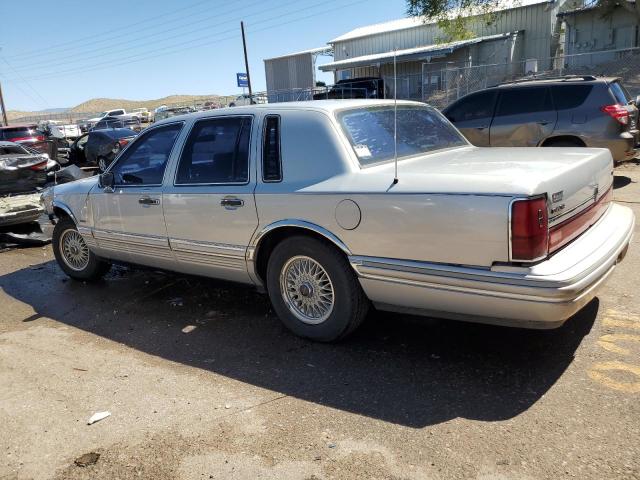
(540, 135, 586, 147)
(52, 200, 78, 225)
(250, 220, 352, 286)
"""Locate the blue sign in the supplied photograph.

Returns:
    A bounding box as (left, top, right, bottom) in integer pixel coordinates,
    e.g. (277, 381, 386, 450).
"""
(237, 73, 248, 88)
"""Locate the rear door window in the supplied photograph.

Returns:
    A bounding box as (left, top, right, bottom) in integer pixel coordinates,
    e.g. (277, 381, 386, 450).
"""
(609, 81, 631, 105)
(176, 116, 252, 185)
(445, 90, 497, 122)
(550, 85, 593, 110)
(495, 87, 553, 116)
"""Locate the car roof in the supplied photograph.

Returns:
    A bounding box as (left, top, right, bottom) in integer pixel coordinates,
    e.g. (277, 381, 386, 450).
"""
(0, 124, 38, 129)
(494, 75, 619, 89)
(153, 99, 426, 126)
(91, 128, 137, 138)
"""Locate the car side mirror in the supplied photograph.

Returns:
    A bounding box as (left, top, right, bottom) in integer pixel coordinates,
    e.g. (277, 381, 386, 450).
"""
(98, 172, 114, 190)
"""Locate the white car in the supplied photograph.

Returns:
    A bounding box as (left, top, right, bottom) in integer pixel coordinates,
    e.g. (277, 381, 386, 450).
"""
(84, 109, 140, 129)
(130, 108, 150, 122)
(40, 120, 81, 139)
(42, 100, 634, 342)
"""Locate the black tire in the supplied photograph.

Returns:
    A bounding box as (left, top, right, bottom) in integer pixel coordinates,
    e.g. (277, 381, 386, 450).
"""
(266, 235, 369, 342)
(52, 217, 111, 281)
(543, 139, 584, 147)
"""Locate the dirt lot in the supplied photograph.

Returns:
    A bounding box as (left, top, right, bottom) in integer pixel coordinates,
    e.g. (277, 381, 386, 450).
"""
(1, 164, 639, 480)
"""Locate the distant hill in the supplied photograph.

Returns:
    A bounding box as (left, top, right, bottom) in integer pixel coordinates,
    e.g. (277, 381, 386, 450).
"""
(70, 94, 230, 113)
(6, 93, 233, 122)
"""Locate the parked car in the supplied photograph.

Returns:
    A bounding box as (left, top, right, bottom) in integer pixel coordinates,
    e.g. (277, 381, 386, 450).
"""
(0, 141, 48, 195)
(0, 124, 45, 144)
(0, 124, 55, 157)
(80, 108, 141, 131)
(131, 108, 151, 122)
(442, 75, 640, 162)
(153, 106, 194, 122)
(42, 100, 634, 342)
(39, 120, 81, 139)
(228, 94, 267, 107)
(68, 128, 137, 172)
(313, 77, 388, 100)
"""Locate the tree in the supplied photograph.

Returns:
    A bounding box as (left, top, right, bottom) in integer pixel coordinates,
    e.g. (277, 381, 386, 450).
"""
(407, 0, 506, 42)
(407, 0, 640, 40)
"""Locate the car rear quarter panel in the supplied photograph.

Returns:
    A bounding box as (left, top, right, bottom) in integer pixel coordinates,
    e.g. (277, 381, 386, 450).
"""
(255, 109, 511, 267)
(255, 192, 511, 267)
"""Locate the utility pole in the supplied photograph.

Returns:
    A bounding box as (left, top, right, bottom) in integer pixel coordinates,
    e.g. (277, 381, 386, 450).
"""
(0, 80, 7, 126)
(240, 21, 254, 104)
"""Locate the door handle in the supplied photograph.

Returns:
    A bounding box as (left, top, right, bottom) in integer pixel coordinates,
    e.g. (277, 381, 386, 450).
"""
(220, 197, 244, 208)
(537, 120, 550, 125)
(138, 197, 160, 206)
(475, 126, 488, 130)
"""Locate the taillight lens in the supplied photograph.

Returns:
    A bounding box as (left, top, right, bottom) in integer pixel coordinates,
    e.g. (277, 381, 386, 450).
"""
(118, 138, 129, 147)
(601, 104, 629, 125)
(511, 197, 549, 261)
(28, 160, 48, 171)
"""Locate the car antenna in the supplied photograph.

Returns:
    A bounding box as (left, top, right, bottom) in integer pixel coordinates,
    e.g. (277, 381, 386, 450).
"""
(393, 47, 399, 185)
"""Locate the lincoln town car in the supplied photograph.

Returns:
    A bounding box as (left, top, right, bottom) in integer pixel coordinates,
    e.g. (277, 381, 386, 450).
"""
(41, 100, 635, 342)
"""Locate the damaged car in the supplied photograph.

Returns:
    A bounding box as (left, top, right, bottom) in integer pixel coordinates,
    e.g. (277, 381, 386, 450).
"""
(68, 128, 137, 172)
(0, 141, 48, 227)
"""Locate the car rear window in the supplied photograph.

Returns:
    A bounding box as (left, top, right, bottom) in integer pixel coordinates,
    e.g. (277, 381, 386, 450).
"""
(101, 128, 137, 139)
(609, 81, 631, 105)
(0, 127, 36, 139)
(550, 85, 593, 110)
(338, 105, 467, 166)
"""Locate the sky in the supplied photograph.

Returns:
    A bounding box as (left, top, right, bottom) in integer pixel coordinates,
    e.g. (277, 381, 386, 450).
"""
(0, 0, 406, 111)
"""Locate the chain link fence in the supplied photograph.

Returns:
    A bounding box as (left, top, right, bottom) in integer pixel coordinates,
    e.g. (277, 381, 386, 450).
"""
(6, 47, 639, 126)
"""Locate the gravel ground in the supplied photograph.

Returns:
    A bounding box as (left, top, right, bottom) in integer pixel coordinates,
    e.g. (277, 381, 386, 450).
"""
(1, 163, 639, 480)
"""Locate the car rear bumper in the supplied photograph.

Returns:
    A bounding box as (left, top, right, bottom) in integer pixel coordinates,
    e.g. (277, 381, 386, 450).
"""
(351, 203, 635, 329)
(596, 130, 639, 161)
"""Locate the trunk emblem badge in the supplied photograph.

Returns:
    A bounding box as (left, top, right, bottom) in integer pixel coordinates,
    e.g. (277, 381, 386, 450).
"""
(552, 191, 563, 203)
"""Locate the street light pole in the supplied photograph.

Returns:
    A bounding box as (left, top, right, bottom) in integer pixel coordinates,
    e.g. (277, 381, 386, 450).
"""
(240, 21, 254, 104)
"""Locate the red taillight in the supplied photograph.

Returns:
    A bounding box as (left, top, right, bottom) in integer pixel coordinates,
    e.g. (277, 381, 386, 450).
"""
(601, 104, 629, 125)
(8, 135, 45, 142)
(28, 160, 48, 171)
(118, 139, 129, 147)
(511, 197, 549, 261)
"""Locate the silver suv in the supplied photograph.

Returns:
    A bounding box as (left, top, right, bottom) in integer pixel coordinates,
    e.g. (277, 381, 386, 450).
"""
(442, 75, 639, 162)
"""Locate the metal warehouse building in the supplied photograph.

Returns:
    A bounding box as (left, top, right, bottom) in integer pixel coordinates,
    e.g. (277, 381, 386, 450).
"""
(264, 0, 567, 101)
(264, 0, 640, 105)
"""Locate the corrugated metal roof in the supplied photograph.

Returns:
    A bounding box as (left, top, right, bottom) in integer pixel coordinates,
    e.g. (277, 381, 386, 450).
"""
(264, 46, 333, 62)
(319, 32, 517, 71)
(329, 0, 554, 43)
(557, 0, 634, 16)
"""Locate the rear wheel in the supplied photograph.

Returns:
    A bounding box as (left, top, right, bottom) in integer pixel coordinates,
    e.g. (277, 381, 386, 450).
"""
(266, 236, 369, 342)
(52, 217, 111, 281)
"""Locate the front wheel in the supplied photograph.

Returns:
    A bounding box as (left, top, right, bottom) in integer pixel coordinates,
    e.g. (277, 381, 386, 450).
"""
(52, 217, 111, 281)
(266, 236, 369, 342)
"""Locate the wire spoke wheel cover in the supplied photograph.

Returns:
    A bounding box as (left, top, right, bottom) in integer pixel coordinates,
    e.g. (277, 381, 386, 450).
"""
(59, 229, 90, 271)
(280, 255, 335, 325)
